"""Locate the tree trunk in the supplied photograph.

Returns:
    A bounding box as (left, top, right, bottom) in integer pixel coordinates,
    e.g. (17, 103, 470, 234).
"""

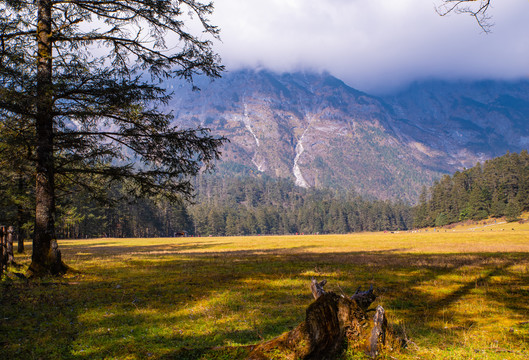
(246, 279, 395, 359)
(17, 227, 24, 254)
(0, 226, 6, 275)
(16, 178, 25, 254)
(28, 0, 67, 276)
(6, 226, 15, 265)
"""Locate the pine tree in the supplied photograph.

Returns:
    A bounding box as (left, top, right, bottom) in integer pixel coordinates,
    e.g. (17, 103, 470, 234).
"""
(505, 197, 522, 222)
(1, 1, 226, 275)
(413, 186, 430, 228)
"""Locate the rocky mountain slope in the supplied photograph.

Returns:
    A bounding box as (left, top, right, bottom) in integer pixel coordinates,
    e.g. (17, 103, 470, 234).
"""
(166, 70, 529, 203)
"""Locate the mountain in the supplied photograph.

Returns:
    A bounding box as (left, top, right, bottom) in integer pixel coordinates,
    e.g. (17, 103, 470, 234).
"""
(383, 80, 529, 168)
(166, 70, 529, 203)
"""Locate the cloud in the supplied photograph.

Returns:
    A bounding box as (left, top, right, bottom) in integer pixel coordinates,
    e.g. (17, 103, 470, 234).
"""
(211, 0, 529, 92)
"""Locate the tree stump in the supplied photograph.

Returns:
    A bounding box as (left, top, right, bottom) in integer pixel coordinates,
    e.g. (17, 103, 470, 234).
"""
(246, 278, 394, 359)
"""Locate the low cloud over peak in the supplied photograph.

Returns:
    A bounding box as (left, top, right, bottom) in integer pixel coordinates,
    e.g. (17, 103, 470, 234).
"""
(211, 0, 529, 93)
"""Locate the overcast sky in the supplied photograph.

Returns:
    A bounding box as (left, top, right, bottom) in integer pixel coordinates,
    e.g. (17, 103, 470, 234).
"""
(208, 0, 529, 93)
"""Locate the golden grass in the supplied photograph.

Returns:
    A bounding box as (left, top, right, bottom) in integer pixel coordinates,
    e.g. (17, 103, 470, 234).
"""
(60, 218, 529, 255)
(2, 224, 529, 359)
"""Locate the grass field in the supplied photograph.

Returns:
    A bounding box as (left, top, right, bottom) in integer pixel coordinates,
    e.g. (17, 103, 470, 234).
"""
(1, 222, 529, 359)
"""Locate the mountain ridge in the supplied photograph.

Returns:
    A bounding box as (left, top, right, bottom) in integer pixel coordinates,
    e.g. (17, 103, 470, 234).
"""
(166, 69, 529, 203)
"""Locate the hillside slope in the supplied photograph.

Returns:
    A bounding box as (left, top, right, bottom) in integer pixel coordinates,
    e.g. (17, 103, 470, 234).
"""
(167, 70, 529, 202)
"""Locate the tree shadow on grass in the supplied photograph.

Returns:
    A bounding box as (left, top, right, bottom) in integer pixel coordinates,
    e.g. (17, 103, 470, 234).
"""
(2, 248, 529, 359)
(59, 241, 238, 258)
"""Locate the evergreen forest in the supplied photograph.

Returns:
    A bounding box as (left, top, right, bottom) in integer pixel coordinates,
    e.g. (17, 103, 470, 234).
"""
(413, 150, 529, 227)
(2, 151, 528, 239)
(1, 173, 411, 238)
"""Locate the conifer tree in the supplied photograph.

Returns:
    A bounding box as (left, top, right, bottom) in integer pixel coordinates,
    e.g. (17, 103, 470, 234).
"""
(1, 1, 226, 275)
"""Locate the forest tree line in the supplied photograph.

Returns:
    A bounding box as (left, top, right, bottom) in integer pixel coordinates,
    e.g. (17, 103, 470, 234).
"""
(190, 174, 412, 236)
(2, 151, 528, 239)
(0, 172, 412, 238)
(413, 151, 529, 228)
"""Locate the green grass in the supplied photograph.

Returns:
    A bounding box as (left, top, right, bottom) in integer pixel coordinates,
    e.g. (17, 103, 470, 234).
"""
(2, 226, 529, 359)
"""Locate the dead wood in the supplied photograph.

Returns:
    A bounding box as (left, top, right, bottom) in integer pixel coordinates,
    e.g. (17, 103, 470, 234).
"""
(351, 284, 376, 311)
(246, 278, 396, 360)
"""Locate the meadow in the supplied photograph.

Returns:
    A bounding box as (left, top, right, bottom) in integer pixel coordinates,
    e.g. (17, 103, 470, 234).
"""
(1, 221, 529, 359)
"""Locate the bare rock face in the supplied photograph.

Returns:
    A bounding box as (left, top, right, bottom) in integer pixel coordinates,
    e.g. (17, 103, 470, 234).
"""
(169, 70, 529, 202)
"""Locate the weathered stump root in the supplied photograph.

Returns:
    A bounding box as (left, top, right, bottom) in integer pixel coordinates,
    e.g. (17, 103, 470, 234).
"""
(247, 278, 397, 359)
